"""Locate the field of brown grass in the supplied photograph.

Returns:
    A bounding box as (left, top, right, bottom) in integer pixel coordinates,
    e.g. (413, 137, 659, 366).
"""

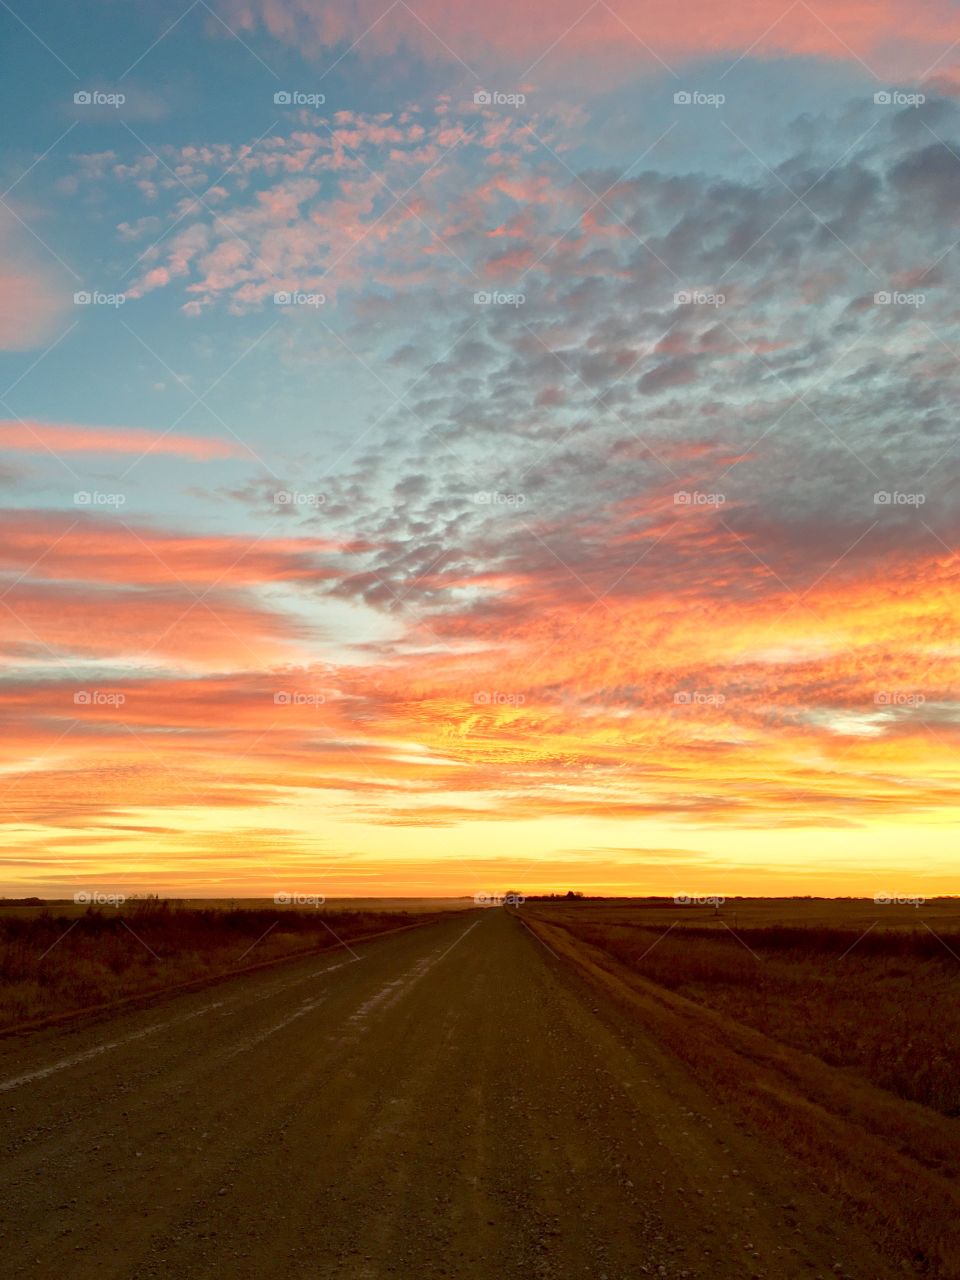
(527, 896, 960, 1113)
(524, 897, 960, 1277)
(0, 898, 466, 1031)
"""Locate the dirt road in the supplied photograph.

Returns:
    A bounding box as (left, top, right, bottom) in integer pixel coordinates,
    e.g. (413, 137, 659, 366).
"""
(0, 910, 901, 1279)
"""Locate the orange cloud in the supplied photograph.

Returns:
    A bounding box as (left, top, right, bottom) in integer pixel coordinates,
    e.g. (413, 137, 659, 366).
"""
(0, 512, 364, 676)
(3, 523, 956, 835)
(222, 0, 960, 78)
(0, 580, 303, 669)
(0, 421, 249, 460)
(0, 511, 359, 587)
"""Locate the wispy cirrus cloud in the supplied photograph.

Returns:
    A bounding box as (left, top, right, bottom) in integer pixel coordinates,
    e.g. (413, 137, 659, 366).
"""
(0, 510, 361, 588)
(219, 0, 960, 79)
(0, 420, 250, 460)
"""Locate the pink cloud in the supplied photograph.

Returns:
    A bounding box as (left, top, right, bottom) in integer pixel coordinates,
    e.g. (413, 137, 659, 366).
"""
(0, 579, 300, 669)
(0, 510, 362, 587)
(0, 512, 368, 674)
(0, 268, 67, 351)
(127, 265, 171, 297)
(925, 68, 960, 96)
(220, 0, 960, 78)
(0, 420, 249, 460)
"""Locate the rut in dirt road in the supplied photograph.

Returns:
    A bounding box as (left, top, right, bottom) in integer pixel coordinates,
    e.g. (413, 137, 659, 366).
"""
(0, 910, 899, 1279)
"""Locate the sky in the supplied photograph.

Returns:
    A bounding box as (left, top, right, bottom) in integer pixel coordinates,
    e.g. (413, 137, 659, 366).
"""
(1, 0, 959, 899)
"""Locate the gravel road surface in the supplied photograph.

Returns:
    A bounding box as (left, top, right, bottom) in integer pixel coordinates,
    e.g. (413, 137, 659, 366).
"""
(0, 910, 899, 1278)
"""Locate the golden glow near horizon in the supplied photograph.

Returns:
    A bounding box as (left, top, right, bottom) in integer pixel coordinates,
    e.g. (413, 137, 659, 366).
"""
(3, 523, 958, 897)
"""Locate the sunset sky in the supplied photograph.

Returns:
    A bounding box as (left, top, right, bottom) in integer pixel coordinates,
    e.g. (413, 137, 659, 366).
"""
(1, 0, 959, 898)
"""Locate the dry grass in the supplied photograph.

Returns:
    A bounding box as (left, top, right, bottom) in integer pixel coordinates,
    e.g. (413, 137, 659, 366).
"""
(539, 909, 960, 1114)
(0, 900, 456, 1030)
(525, 900, 960, 1277)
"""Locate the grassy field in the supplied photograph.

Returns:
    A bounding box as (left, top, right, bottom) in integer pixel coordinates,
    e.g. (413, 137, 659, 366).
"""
(524, 897, 960, 1278)
(527, 897, 960, 1113)
(0, 898, 468, 1030)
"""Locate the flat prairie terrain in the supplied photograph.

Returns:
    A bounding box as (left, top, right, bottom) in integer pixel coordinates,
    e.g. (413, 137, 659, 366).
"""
(523, 897, 960, 1275)
(530, 896, 959, 929)
(0, 900, 463, 1030)
(524, 896, 960, 1110)
(1, 901, 956, 1278)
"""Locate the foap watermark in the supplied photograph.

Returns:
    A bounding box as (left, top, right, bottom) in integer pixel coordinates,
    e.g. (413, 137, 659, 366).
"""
(473, 490, 526, 506)
(874, 290, 925, 308)
(74, 290, 125, 307)
(474, 891, 525, 906)
(874, 90, 925, 108)
(274, 691, 326, 707)
(74, 90, 125, 108)
(674, 289, 725, 307)
(74, 491, 126, 508)
(473, 690, 525, 707)
(474, 90, 526, 108)
(474, 290, 525, 307)
(674, 690, 726, 707)
(274, 892, 326, 907)
(275, 490, 326, 507)
(273, 90, 326, 107)
(674, 893, 725, 906)
(874, 892, 925, 907)
(74, 690, 126, 708)
(874, 690, 925, 708)
(274, 290, 325, 307)
(75, 890, 127, 906)
(874, 490, 925, 506)
(674, 90, 725, 108)
(674, 490, 725, 508)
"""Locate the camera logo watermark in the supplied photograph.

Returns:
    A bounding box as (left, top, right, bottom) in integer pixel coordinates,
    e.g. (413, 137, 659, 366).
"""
(74, 491, 126, 507)
(473, 491, 526, 506)
(674, 290, 725, 307)
(273, 691, 326, 707)
(674, 490, 725, 507)
(274, 290, 326, 307)
(74, 90, 125, 108)
(873, 90, 925, 108)
(474, 892, 525, 906)
(273, 91, 326, 107)
(674, 690, 726, 707)
(74, 690, 126, 707)
(474, 290, 525, 307)
(674, 893, 725, 906)
(473, 90, 526, 108)
(673, 90, 725, 108)
(874, 892, 925, 907)
(473, 691, 525, 707)
(874, 290, 924, 308)
(74, 290, 125, 307)
(75, 891, 127, 905)
(274, 490, 326, 507)
(274, 892, 326, 906)
(874, 491, 925, 506)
